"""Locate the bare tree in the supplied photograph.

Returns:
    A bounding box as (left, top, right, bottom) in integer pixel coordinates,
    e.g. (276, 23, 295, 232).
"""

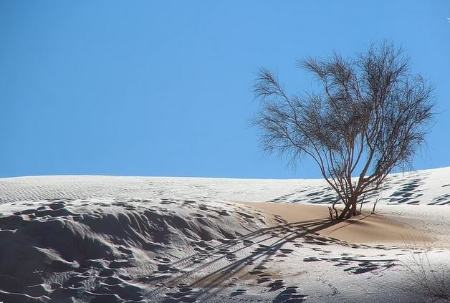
(255, 43, 433, 219)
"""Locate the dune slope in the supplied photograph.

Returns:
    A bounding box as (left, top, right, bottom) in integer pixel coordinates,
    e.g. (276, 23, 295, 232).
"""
(0, 167, 449, 302)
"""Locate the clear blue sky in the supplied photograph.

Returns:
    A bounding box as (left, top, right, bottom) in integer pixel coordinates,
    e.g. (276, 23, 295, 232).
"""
(1, 1, 449, 178)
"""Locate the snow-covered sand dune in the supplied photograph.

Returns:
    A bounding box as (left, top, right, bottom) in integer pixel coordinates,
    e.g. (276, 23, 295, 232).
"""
(0, 167, 449, 302)
(2, 167, 450, 206)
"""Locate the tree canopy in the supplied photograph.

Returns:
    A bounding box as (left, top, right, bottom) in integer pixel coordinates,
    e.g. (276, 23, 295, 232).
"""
(255, 43, 434, 219)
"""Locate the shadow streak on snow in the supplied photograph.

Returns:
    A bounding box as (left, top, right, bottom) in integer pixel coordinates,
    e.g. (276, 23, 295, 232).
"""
(156, 218, 346, 302)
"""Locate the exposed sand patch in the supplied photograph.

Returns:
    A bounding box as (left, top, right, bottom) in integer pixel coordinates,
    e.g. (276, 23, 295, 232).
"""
(243, 202, 433, 245)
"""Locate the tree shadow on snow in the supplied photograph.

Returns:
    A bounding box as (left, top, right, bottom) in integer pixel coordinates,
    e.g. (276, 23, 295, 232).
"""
(154, 218, 348, 302)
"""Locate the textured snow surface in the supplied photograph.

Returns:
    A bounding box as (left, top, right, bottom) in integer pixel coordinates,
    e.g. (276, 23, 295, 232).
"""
(1, 167, 450, 206)
(0, 167, 449, 302)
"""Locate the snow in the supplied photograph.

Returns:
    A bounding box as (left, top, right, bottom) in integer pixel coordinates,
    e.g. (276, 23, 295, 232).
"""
(0, 167, 449, 302)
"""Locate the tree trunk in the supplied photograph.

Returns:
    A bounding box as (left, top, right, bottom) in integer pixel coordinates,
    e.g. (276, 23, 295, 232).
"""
(338, 203, 350, 220)
(347, 195, 358, 218)
(338, 196, 358, 220)
(350, 199, 357, 216)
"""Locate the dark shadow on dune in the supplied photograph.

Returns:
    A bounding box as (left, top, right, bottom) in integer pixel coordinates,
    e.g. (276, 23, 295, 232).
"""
(268, 187, 338, 205)
(156, 218, 349, 302)
(323, 214, 372, 233)
(388, 178, 424, 205)
(272, 286, 308, 302)
(156, 211, 403, 302)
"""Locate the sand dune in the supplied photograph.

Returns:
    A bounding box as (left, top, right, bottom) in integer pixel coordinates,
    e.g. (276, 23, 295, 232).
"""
(245, 202, 434, 245)
(0, 198, 270, 302)
(1, 167, 450, 206)
(0, 168, 449, 302)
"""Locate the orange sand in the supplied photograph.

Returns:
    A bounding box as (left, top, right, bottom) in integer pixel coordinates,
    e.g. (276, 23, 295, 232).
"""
(243, 202, 433, 245)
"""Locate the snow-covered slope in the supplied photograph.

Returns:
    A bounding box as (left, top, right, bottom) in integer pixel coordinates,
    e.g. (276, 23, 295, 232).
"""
(1, 167, 450, 205)
(0, 167, 449, 303)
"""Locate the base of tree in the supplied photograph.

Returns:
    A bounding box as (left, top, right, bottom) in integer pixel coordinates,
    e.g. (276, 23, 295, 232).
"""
(328, 205, 361, 220)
